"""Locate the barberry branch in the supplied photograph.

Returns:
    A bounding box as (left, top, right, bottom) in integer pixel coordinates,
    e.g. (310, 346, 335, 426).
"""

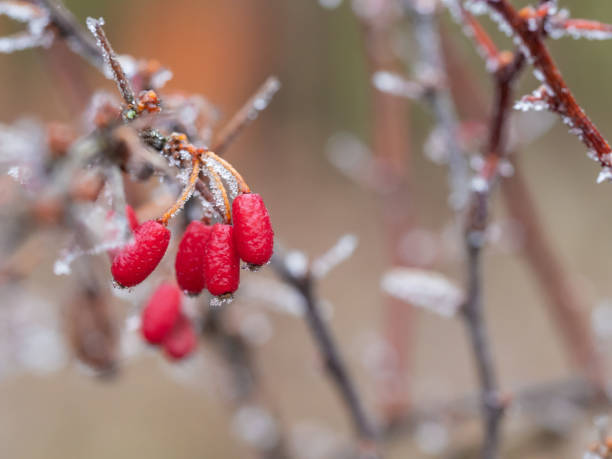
(158, 157, 201, 225)
(479, 0, 612, 168)
(448, 2, 606, 392)
(271, 248, 379, 456)
(86, 17, 136, 111)
(212, 76, 281, 154)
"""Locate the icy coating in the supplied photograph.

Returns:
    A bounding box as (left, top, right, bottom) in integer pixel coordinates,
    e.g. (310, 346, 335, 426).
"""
(205, 156, 240, 198)
(380, 267, 464, 318)
(0, 1, 52, 53)
(311, 234, 358, 279)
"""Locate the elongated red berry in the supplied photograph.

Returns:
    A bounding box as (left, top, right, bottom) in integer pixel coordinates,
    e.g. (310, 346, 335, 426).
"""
(162, 314, 197, 360)
(232, 193, 274, 266)
(111, 220, 170, 287)
(141, 283, 181, 344)
(203, 223, 240, 296)
(175, 221, 212, 295)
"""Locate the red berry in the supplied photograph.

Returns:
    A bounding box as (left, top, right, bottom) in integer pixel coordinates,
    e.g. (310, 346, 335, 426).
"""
(141, 283, 181, 344)
(175, 221, 212, 295)
(162, 314, 197, 360)
(203, 223, 240, 296)
(111, 220, 170, 287)
(232, 193, 274, 266)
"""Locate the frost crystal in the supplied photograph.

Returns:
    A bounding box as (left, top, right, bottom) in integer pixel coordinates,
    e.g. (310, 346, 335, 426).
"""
(380, 268, 464, 317)
(210, 295, 234, 308)
(372, 71, 423, 99)
(284, 250, 309, 279)
(204, 156, 239, 198)
(232, 405, 279, 450)
(0, 2, 52, 53)
(200, 165, 228, 220)
(597, 167, 612, 184)
(318, 0, 343, 9)
(514, 86, 551, 113)
(311, 234, 358, 279)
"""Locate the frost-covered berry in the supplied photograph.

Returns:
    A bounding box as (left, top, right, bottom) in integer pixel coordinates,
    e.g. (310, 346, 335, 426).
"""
(175, 221, 212, 295)
(141, 283, 181, 344)
(162, 314, 197, 360)
(203, 223, 240, 296)
(111, 220, 170, 287)
(232, 193, 274, 266)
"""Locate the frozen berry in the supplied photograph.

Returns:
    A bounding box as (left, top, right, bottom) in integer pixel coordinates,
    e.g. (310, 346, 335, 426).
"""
(141, 283, 181, 344)
(162, 314, 197, 360)
(111, 220, 170, 287)
(232, 193, 274, 266)
(175, 221, 212, 295)
(203, 223, 240, 296)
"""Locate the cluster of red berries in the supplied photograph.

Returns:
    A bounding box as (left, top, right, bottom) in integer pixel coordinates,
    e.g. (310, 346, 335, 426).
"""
(110, 193, 273, 361)
(140, 283, 197, 360)
(110, 192, 273, 297)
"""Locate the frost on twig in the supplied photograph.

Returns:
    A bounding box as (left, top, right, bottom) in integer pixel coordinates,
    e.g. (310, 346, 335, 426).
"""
(372, 71, 427, 100)
(311, 234, 358, 279)
(212, 76, 281, 154)
(0, 1, 53, 53)
(380, 268, 464, 318)
(547, 10, 612, 41)
(86, 17, 136, 109)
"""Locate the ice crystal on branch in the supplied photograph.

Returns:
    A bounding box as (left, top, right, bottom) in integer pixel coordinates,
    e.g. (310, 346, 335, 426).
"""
(372, 71, 425, 100)
(311, 234, 358, 279)
(0, 1, 53, 53)
(380, 268, 464, 318)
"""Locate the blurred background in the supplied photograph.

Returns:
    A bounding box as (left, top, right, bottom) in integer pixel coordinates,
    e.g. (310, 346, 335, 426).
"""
(1, 1, 612, 458)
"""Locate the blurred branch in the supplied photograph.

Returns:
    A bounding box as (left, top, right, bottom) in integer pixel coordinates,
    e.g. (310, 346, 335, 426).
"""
(212, 77, 281, 154)
(442, 3, 606, 392)
(36, 0, 104, 70)
(500, 158, 606, 390)
(271, 248, 380, 457)
(357, 0, 415, 422)
(203, 307, 292, 459)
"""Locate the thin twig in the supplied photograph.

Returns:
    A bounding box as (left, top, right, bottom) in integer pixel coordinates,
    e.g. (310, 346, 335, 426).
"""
(271, 249, 379, 456)
(212, 76, 281, 154)
(480, 0, 612, 166)
(445, 2, 606, 392)
(357, 0, 415, 421)
(86, 17, 136, 109)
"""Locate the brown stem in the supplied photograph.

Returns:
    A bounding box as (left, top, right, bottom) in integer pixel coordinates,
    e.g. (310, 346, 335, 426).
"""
(482, 0, 612, 164)
(86, 17, 136, 109)
(500, 158, 605, 391)
(358, 0, 415, 421)
(212, 76, 281, 154)
(271, 250, 380, 455)
(158, 157, 201, 225)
